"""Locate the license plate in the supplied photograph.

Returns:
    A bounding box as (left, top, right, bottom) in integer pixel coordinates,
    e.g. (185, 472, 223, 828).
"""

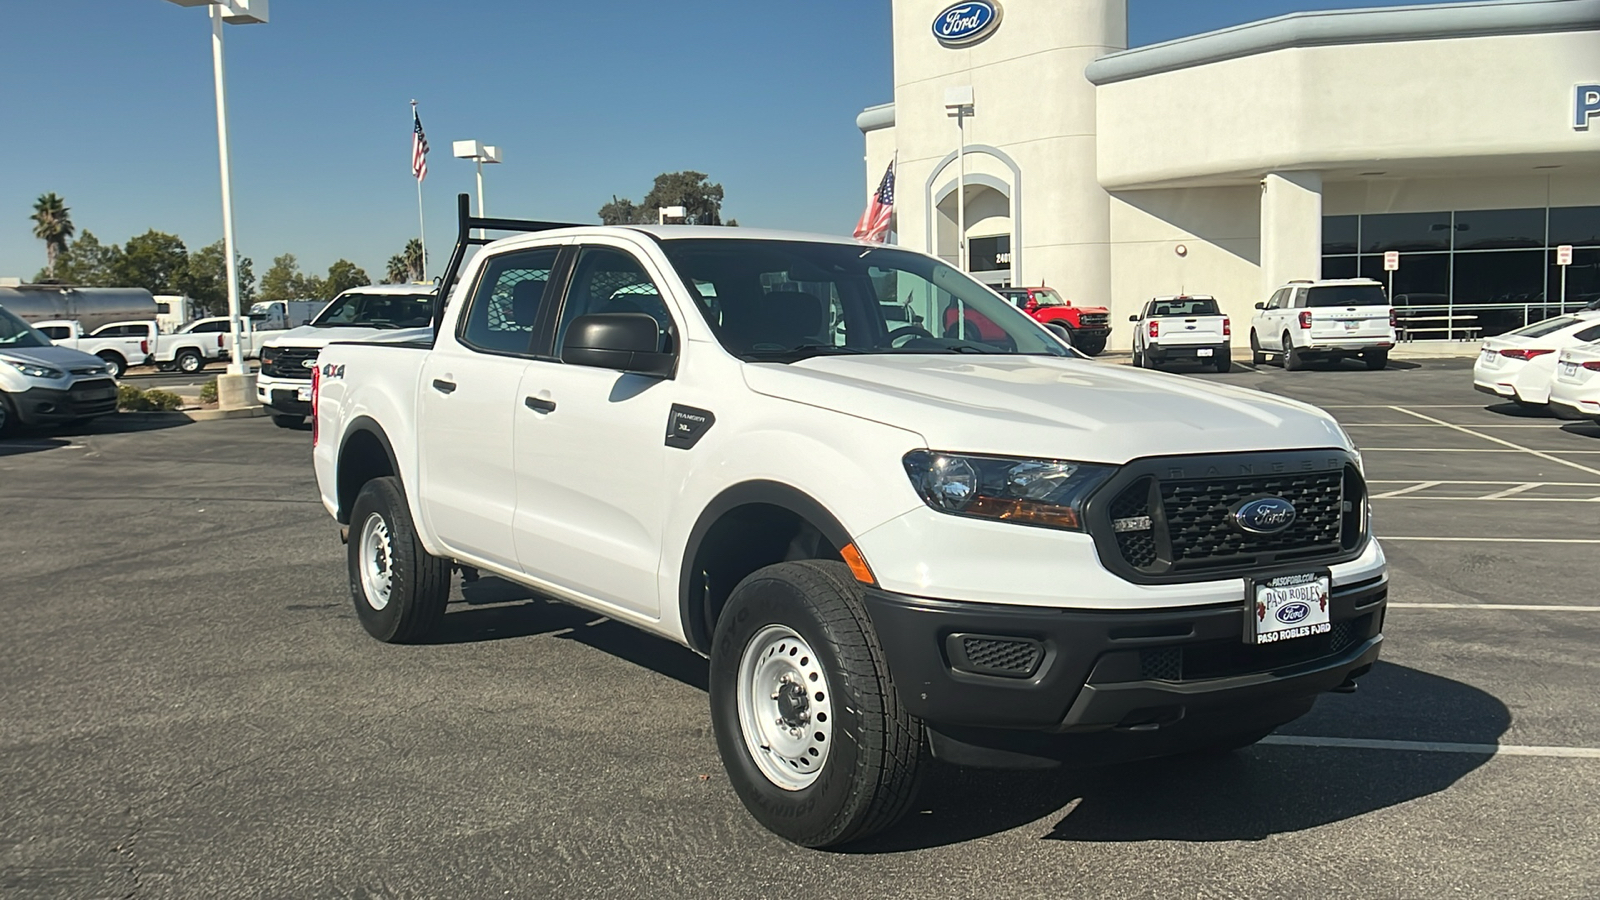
(296, 386, 312, 402)
(1561, 361, 1579, 378)
(1250, 573, 1331, 645)
(1480, 349, 1497, 364)
(1343, 321, 1359, 331)
(1197, 348, 1214, 357)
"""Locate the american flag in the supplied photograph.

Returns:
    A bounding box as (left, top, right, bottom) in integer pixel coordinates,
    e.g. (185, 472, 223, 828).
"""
(853, 159, 894, 242)
(411, 104, 429, 183)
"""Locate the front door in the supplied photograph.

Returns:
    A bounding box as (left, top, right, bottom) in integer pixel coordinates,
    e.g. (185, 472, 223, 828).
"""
(512, 243, 679, 618)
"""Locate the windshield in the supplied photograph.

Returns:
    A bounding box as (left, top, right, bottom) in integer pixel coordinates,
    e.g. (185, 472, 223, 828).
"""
(0, 306, 51, 349)
(659, 240, 1071, 362)
(1307, 285, 1387, 308)
(310, 292, 433, 329)
(1024, 289, 1068, 308)
(1510, 316, 1581, 338)
(1151, 297, 1220, 316)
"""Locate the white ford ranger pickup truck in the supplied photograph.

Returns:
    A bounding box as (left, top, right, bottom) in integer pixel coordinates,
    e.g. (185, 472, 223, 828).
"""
(311, 198, 1388, 848)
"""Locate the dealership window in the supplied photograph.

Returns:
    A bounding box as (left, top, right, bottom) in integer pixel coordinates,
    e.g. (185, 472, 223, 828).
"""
(1320, 205, 1600, 336)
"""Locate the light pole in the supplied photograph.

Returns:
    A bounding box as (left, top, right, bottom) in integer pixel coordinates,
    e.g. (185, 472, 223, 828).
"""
(451, 140, 502, 230)
(162, 0, 266, 406)
(944, 86, 975, 271)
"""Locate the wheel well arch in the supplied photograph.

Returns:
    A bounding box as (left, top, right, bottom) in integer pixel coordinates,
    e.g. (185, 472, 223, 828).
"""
(335, 417, 401, 524)
(678, 481, 854, 655)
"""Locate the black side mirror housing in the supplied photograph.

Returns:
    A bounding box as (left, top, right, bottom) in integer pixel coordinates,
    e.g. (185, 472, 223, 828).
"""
(1128, 314, 1138, 322)
(562, 313, 675, 378)
(1254, 302, 1265, 309)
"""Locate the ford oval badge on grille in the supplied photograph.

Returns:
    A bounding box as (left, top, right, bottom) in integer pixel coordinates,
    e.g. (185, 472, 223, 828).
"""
(1232, 496, 1297, 534)
(301, 358, 318, 369)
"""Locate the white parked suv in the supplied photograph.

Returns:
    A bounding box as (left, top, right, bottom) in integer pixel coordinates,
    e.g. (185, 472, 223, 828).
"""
(256, 285, 435, 427)
(1250, 279, 1396, 371)
(311, 200, 1388, 847)
(1473, 311, 1600, 409)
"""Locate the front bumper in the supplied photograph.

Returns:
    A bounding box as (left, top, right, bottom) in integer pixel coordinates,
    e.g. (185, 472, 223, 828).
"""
(255, 376, 312, 416)
(862, 573, 1386, 766)
(8, 380, 119, 425)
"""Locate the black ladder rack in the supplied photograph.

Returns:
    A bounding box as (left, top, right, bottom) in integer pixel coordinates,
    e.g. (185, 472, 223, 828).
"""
(430, 192, 583, 334)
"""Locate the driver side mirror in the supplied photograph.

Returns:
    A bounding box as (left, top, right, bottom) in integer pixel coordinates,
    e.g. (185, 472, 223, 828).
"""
(1128, 314, 1138, 322)
(1254, 302, 1265, 310)
(562, 313, 675, 378)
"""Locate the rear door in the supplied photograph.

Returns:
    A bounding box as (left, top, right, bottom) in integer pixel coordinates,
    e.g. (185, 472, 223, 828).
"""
(416, 244, 567, 571)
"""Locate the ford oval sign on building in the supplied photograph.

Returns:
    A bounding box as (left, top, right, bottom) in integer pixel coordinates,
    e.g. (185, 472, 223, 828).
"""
(932, 1, 1002, 47)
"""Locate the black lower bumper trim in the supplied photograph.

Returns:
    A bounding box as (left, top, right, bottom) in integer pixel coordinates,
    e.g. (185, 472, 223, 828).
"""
(861, 576, 1386, 758)
(9, 382, 119, 425)
(266, 390, 312, 416)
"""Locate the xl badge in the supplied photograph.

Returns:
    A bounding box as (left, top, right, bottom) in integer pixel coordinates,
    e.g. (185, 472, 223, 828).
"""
(1232, 496, 1297, 535)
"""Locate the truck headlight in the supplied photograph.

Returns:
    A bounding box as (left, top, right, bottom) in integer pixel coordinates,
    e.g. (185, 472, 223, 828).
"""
(3, 358, 65, 379)
(902, 450, 1115, 531)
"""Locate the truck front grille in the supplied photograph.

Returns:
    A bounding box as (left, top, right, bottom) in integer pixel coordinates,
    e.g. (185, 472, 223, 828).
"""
(1077, 313, 1109, 330)
(261, 348, 320, 380)
(1089, 451, 1367, 584)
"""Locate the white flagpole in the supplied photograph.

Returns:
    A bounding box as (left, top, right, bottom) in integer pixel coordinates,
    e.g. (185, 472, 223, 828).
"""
(412, 99, 427, 281)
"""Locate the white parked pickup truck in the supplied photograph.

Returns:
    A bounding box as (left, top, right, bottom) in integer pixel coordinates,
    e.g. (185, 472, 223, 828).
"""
(89, 320, 222, 375)
(1129, 295, 1230, 372)
(311, 198, 1388, 848)
(34, 319, 151, 379)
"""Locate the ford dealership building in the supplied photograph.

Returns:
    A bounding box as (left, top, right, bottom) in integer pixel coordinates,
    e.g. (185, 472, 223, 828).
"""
(858, 0, 1600, 346)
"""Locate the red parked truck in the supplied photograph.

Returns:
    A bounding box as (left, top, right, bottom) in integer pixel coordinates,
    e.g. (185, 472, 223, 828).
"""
(941, 286, 1111, 355)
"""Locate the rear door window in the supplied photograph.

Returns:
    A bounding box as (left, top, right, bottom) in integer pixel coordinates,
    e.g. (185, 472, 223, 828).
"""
(460, 247, 563, 356)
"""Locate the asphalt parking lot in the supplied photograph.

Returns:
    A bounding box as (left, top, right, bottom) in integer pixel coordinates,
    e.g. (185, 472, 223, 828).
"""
(3, 357, 1598, 898)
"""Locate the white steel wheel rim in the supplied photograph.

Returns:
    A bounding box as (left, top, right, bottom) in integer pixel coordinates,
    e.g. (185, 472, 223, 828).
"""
(358, 512, 394, 611)
(736, 624, 834, 791)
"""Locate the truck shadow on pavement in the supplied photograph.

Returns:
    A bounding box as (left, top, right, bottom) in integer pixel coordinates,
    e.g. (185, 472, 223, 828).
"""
(429, 575, 709, 691)
(847, 663, 1509, 852)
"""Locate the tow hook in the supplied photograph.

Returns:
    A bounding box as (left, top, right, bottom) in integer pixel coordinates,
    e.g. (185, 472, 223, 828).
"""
(1331, 677, 1359, 694)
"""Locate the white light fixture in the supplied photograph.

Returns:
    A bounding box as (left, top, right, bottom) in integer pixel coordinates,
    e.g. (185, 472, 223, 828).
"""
(452, 140, 503, 223)
(659, 205, 687, 225)
(161, 0, 268, 393)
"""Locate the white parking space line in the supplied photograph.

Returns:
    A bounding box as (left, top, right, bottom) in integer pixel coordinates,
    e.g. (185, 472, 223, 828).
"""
(1371, 481, 1440, 499)
(1345, 423, 1558, 429)
(1477, 483, 1542, 499)
(1390, 405, 1600, 477)
(1388, 603, 1600, 611)
(1260, 735, 1600, 759)
(1368, 480, 1600, 486)
(1361, 448, 1600, 453)
(1379, 536, 1600, 543)
(1323, 404, 1485, 409)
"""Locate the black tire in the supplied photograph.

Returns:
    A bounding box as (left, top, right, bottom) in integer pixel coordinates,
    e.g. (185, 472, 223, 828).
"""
(97, 353, 125, 379)
(346, 476, 451, 643)
(709, 560, 923, 848)
(176, 350, 204, 374)
(272, 414, 305, 429)
(1213, 350, 1231, 373)
(1363, 349, 1388, 371)
(1131, 343, 1145, 368)
(1250, 331, 1266, 366)
(1076, 335, 1107, 356)
(0, 392, 17, 437)
(1046, 322, 1075, 348)
(1283, 334, 1305, 371)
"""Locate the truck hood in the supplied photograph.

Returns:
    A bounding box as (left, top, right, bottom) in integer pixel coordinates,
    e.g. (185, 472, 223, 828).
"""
(262, 324, 424, 349)
(742, 355, 1351, 464)
(0, 343, 109, 371)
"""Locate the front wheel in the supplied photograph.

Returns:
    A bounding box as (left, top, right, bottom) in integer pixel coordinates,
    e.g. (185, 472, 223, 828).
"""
(97, 353, 126, 379)
(176, 350, 204, 374)
(0, 393, 17, 437)
(1045, 322, 1075, 349)
(1250, 331, 1266, 366)
(346, 476, 451, 643)
(1075, 335, 1107, 356)
(710, 560, 923, 848)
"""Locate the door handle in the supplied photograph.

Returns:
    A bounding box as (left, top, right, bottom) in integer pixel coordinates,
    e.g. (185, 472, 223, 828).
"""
(524, 396, 557, 413)
(432, 378, 457, 394)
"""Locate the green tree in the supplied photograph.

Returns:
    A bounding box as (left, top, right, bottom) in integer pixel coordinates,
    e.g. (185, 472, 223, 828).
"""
(642, 171, 724, 225)
(259, 253, 305, 302)
(385, 238, 424, 283)
(322, 259, 370, 298)
(183, 240, 256, 315)
(112, 230, 189, 294)
(44, 230, 121, 285)
(30, 193, 75, 278)
(598, 196, 645, 226)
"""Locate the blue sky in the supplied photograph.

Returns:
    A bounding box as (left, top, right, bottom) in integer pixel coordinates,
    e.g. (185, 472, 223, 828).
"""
(0, 0, 1488, 282)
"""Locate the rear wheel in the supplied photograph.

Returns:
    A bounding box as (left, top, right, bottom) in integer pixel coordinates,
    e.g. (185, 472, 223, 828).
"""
(1363, 349, 1389, 371)
(1250, 331, 1266, 366)
(1213, 350, 1231, 373)
(1283, 333, 1305, 371)
(1131, 344, 1145, 368)
(346, 476, 451, 643)
(710, 560, 923, 848)
(97, 353, 126, 379)
(176, 350, 204, 374)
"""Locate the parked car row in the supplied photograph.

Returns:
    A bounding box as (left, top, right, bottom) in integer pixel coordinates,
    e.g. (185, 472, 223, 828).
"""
(32, 315, 285, 377)
(1473, 310, 1600, 421)
(0, 304, 118, 435)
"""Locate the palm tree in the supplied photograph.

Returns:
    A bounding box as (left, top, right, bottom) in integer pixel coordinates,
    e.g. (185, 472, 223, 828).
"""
(386, 238, 425, 283)
(31, 193, 75, 279)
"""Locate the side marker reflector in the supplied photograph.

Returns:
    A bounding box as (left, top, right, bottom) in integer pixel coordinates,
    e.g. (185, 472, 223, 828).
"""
(840, 543, 875, 585)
